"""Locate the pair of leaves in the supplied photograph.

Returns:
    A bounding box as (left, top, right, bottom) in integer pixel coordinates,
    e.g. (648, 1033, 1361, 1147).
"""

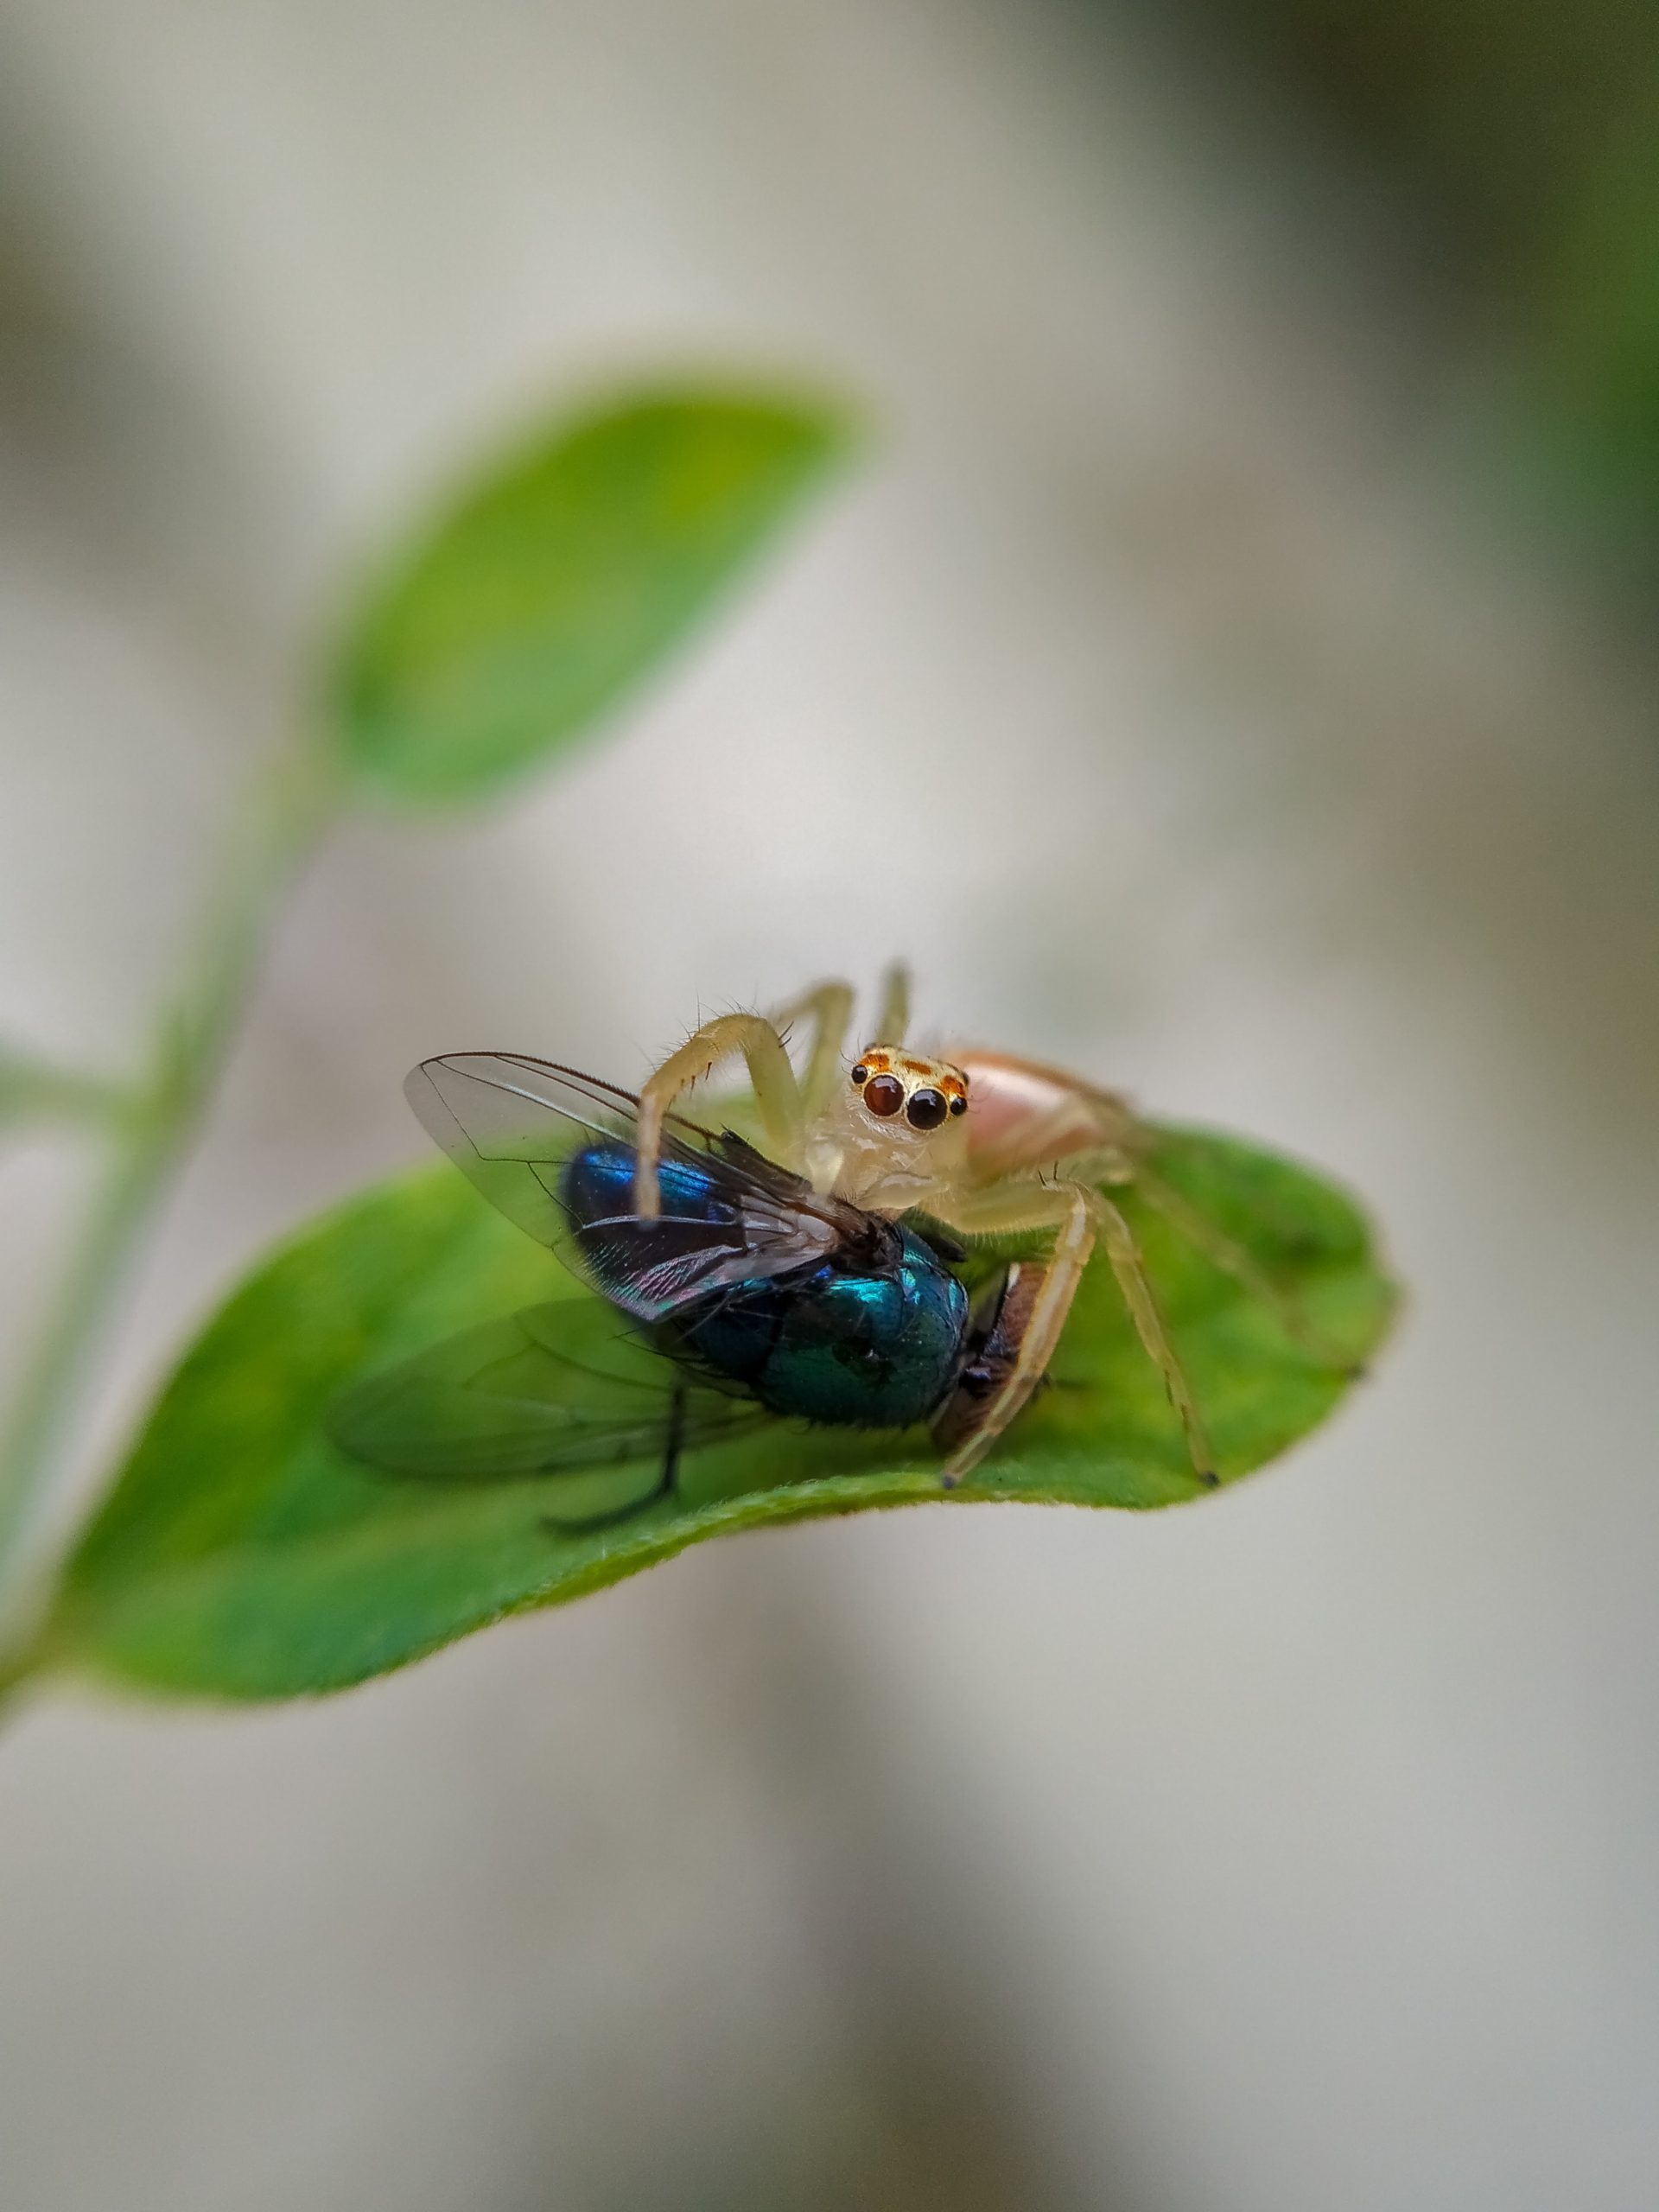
(39, 1128, 1395, 1700)
(7, 371, 1397, 1707)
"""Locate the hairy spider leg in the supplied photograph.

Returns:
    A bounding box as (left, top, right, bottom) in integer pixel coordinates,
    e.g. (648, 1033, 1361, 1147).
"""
(765, 977, 856, 1116)
(930, 1173, 1216, 1490)
(632, 969, 912, 1215)
(633, 1013, 804, 1217)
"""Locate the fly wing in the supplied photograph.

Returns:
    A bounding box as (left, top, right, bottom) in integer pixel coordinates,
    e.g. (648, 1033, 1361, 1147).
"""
(405, 1056, 641, 1250)
(405, 1052, 860, 1313)
(327, 1300, 766, 1491)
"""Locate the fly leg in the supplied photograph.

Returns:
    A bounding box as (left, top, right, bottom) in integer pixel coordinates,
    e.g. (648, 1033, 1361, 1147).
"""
(633, 1014, 803, 1217)
(655, 1378, 689, 1504)
(540, 1382, 688, 1533)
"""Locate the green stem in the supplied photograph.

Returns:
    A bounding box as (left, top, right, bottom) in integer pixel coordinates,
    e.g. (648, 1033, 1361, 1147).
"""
(0, 734, 345, 1630)
(0, 1061, 136, 1128)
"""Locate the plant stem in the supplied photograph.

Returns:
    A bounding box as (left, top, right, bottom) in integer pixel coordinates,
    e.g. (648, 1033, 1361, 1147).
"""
(0, 1059, 136, 1128)
(0, 733, 345, 1627)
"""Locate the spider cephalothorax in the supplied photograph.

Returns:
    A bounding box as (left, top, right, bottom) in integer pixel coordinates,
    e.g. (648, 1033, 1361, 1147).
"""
(798, 1041, 974, 1211)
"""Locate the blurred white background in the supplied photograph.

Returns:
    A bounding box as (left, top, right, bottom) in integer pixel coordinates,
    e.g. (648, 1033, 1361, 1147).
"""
(2, 2, 1657, 2208)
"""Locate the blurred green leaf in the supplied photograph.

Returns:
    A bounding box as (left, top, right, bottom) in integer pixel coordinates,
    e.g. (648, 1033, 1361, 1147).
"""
(41, 1130, 1395, 1702)
(331, 385, 853, 804)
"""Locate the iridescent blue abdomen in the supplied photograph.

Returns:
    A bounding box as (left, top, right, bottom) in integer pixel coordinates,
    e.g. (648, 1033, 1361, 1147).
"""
(560, 1141, 969, 1430)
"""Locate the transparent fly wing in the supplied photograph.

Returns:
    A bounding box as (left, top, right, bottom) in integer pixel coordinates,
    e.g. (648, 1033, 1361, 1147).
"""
(405, 1052, 859, 1314)
(327, 1300, 766, 1490)
(405, 1056, 641, 1250)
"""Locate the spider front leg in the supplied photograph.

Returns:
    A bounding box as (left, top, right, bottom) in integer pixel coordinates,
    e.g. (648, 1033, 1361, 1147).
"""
(872, 960, 911, 1049)
(929, 1175, 1216, 1491)
(766, 963, 911, 1110)
(633, 973, 880, 1215)
(765, 977, 857, 1117)
(633, 1014, 804, 1217)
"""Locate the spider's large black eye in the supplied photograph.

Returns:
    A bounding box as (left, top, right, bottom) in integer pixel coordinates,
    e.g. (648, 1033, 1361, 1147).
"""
(864, 1073, 906, 1118)
(906, 1087, 948, 1131)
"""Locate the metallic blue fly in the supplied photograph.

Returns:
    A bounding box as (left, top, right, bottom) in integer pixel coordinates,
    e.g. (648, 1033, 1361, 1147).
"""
(330, 1054, 1032, 1517)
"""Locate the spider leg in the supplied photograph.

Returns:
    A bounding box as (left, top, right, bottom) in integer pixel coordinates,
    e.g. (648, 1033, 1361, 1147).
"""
(1091, 1188, 1217, 1487)
(633, 1013, 803, 1217)
(1131, 1163, 1363, 1375)
(766, 977, 856, 1117)
(926, 1179, 1097, 1484)
(961, 1048, 1357, 1376)
(873, 961, 911, 1046)
(929, 1178, 1216, 1490)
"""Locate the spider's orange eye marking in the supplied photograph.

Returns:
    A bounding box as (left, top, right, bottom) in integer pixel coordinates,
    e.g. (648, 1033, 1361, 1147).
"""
(864, 1073, 906, 1117)
(906, 1087, 948, 1131)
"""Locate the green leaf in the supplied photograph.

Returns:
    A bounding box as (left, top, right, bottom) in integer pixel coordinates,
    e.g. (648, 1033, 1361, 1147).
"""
(330, 385, 853, 804)
(39, 1130, 1396, 1702)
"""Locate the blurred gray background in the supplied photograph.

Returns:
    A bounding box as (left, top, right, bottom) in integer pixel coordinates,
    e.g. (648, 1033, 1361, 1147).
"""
(2, 2, 1657, 2208)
